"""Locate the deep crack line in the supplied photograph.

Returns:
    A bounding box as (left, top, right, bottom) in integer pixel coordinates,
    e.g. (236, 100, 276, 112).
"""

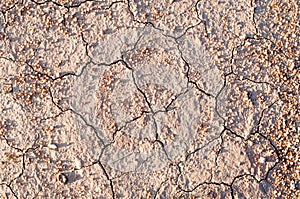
(97, 161, 116, 199)
(121, 57, 173, 162)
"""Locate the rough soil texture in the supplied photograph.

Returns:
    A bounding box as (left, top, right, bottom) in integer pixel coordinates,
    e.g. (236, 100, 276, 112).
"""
(0, 0, 299, 198)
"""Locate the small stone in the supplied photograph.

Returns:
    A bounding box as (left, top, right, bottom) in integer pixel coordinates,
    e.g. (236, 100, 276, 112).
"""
(58, 173, 68, 184)
(75, 158, 82, 169)
(245, 41, 252, 46)
(48, 143, 58, 150)
(247, 140, 253, 146)
(290, 181, 296, 189)
(259, 157, 266, 163)
(239, 35, 246, 40)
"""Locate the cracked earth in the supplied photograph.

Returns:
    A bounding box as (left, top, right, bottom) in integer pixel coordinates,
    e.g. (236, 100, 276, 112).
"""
(0, 0, 299, 198)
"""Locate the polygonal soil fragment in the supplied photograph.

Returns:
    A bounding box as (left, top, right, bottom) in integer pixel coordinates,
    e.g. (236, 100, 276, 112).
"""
(0, 139, 23, 184)
(233, 38, 275, 82)
(112, 166, 176, 198)
(0, 183, 15, 199)
(88, 27, 145, 64)
(128, 0, 199, 37)
(245, 133, 278, 181)
(100, 117, 162, 173)
(177, 34, 224, 96)
(177, 139, 219, 191)
(254, 0, 299, 52)
(43, 112, 102, 164)
(71, 60, 151, 147)
(0, 96, 43, 149)
(196, 0, 255, 38)
(106, 64, 150, 128)
(255, 81, 300, 198)
(0, 22, 11, 59)
(0, 58, 22, 79)
(1, 61, 61, 120)
(155, 87, 223, 161)
(11, 149, 112, 198)
(124, 27, 187, 112)
(9, 112, 108, 198)
(233, 175, 272, 199)
(217, 75, 278, 138)
(70, 1, 141, 63)
(34, 0, 91, 7)
(0, 0, 17, 11)
(176, 183, 231, 199)
(4, 1, 88, 75)
(213, 132, 251, 184)
(189, 0, 256, 74)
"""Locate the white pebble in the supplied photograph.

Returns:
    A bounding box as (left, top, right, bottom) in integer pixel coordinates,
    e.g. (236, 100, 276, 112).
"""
(290, 181, 296, 189)
(48, 143, 58, 150)
(259, 157, 266, 163)
(75, 158, 82, 169)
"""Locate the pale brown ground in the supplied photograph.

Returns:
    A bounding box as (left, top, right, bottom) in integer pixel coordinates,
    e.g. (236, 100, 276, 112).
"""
(0, 0, 299, 198)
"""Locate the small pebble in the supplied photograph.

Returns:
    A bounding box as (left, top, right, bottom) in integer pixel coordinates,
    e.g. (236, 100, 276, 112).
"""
(58, 173, 68, 184)
(75, 158, 82, 169)
(48, 143, 58, 150)
(259, 157, 266, 163)
(290, 181, 296, 189)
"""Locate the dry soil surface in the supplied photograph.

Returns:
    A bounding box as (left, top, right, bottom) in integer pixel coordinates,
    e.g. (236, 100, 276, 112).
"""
(0, 0, 299, 198)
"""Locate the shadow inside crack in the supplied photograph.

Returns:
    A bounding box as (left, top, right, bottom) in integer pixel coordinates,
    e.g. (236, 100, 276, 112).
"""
(62, 171, 83, 184)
